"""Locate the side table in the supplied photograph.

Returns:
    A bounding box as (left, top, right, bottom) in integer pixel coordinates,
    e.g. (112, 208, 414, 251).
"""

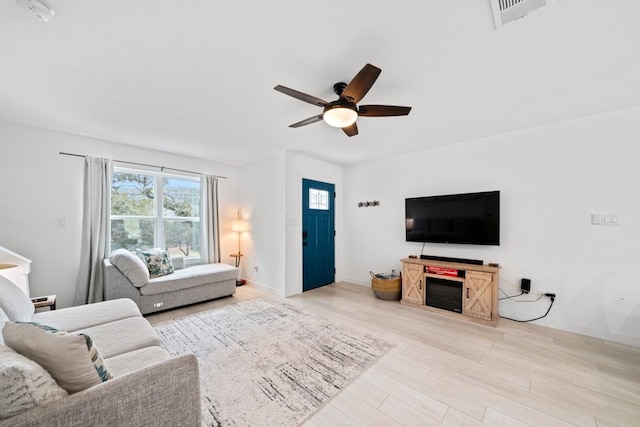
(230, 253, 246, 286)
(31, 294, 56, 311)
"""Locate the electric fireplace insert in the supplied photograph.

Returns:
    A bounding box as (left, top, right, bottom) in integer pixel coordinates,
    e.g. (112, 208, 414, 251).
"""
(425, 276, 462, 313)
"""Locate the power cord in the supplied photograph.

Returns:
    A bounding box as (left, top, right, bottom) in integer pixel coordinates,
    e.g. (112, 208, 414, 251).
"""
(499, 288, 543, 302)
(499, 289, 524, 300)
(500, 294, 555, 323)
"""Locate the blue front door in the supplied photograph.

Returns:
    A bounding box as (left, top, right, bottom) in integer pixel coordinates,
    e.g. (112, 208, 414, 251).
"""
(302, 179, 335, 291)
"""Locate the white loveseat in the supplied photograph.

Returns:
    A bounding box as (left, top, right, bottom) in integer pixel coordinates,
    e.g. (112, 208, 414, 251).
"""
(0, 276, 200, 426)
(104, 249, 238, 315)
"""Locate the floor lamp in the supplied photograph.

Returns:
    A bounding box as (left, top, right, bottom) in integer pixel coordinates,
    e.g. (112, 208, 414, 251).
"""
(231, 213, 249, 286)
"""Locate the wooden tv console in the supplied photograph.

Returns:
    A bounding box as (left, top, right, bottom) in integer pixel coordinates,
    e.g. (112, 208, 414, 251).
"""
(401, 258, 501, 326)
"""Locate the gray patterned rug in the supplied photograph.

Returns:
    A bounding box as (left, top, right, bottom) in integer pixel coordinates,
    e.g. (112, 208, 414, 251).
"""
(154, 297, 392, 426)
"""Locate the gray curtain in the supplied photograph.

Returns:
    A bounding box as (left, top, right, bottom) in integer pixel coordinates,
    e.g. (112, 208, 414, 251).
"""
(74, 157, 112, 305)
(201, 174, 220, 264)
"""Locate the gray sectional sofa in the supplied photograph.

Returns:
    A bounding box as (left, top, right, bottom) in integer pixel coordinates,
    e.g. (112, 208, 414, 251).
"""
(0, 274, 200, 426)
(104, 250, 238, 315)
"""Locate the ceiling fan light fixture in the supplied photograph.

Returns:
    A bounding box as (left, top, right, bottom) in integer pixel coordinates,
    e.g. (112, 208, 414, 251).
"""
(323, 102, 358, 128)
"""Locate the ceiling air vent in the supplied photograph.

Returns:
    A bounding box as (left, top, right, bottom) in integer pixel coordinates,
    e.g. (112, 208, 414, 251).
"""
(490, 0, 548, 28)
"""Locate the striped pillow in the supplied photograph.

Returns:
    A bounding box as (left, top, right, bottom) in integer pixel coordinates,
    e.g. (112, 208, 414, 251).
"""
(0, 275, 34, 322)
(0, 345, 67, 419)
(109, 248, 150, 287)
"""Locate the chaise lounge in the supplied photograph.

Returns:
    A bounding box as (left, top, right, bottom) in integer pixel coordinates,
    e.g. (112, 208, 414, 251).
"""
(104, 249, 238, 315)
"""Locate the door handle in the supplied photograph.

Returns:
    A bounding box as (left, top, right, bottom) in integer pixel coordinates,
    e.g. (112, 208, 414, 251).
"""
(419, 279, 422, 290)
(466, 288, 469, 298)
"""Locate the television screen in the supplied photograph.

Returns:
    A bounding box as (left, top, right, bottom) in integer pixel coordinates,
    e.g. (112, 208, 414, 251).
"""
(405, 191, 500, 245)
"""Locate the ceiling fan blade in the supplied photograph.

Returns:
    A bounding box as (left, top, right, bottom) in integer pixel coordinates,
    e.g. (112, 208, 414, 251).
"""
(342, 122, 358, 137)
(358, 105, 412, 117)
(274, 85, 328, 107)
(289, 114, 324, 128)
(340, 64, 381, 104)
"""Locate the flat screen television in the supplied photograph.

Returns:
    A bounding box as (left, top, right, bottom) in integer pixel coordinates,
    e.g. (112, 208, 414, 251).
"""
(405, 190, 500, 245)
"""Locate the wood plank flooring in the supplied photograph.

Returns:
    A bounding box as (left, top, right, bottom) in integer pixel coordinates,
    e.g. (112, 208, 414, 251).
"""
(147, 282, 640, 426)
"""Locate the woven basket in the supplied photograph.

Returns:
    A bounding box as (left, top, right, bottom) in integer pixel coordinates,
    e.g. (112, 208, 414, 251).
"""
(370, 272, 402, 301)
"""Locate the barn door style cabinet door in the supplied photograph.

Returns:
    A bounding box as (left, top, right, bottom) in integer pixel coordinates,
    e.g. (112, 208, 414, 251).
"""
(402, 262, 425, 305)
(463, 271, 494, 321)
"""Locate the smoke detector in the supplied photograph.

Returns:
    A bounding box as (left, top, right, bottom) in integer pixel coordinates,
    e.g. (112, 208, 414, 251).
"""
(490, 0, 548, 28)
(16, 0, 55, 22)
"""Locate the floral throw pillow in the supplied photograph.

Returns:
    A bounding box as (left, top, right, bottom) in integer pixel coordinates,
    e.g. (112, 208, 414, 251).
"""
(140, 249, 175, 278)
(2, 322, 112, 394)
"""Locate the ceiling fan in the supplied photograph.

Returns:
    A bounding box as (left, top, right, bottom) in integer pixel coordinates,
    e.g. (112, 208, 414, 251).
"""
(274, 63, 411, 137)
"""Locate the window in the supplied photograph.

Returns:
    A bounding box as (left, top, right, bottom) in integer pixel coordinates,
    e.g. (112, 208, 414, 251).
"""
(110, 168, 201, 258)
(309, 188, 329, 210)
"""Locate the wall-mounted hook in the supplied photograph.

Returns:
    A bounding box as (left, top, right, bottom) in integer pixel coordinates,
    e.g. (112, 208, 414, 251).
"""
(358, 200, 380, 208)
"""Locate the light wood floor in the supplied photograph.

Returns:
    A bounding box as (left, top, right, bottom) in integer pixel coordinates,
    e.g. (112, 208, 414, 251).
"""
(147, 282, 640, 426)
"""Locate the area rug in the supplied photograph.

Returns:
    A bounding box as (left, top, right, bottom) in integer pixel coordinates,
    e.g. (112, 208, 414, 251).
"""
(154, 297, 393, 426)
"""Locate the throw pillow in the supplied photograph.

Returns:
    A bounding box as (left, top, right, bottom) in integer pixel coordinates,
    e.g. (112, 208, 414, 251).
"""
(2, 322, 113, 393)
(0, 275, 35, 322)
(140, 249, 175, 278)
(0, 345, 68, 419)
(109, 248, 150, 287)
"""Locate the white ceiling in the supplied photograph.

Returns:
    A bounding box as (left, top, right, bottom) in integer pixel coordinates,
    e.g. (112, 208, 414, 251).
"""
(1, 0, 639, 166)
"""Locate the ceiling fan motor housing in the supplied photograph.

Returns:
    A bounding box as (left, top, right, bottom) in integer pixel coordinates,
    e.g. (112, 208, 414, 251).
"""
(333, 82, 348, 96)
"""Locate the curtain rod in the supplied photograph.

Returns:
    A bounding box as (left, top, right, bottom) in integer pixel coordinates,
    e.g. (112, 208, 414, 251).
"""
(59, 152, 228, 179)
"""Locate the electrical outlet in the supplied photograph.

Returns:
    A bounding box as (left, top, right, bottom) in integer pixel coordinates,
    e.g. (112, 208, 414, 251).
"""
(591, 213, 619, 226)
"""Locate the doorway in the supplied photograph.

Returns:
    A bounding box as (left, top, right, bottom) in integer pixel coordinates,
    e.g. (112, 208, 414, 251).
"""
(302, 179, 335, 291)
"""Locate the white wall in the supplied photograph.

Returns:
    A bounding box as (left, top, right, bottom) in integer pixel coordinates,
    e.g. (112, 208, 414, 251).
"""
(239, 151, 343, 297)
(284, 152, 343, 297)
(239, 151, 287, 295)
(0, 122, 239, 309)
(341, 107, 640, 346)
(3, 107, 639, 346)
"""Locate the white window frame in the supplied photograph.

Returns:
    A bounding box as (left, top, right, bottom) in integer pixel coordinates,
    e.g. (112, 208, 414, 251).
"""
(309, 188, 330, 210)
(111, 166, 201, 259)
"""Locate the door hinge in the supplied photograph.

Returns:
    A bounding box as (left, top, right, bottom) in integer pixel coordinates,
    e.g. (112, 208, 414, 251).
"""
(334, 230, 336, 236)
(334, 268, 336, 274)
(334, 191, 336, 198)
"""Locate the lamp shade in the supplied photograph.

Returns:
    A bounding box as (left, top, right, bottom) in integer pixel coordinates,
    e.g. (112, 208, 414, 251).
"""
(323, 102, 358, 128)
(232, 219, 250, 232)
